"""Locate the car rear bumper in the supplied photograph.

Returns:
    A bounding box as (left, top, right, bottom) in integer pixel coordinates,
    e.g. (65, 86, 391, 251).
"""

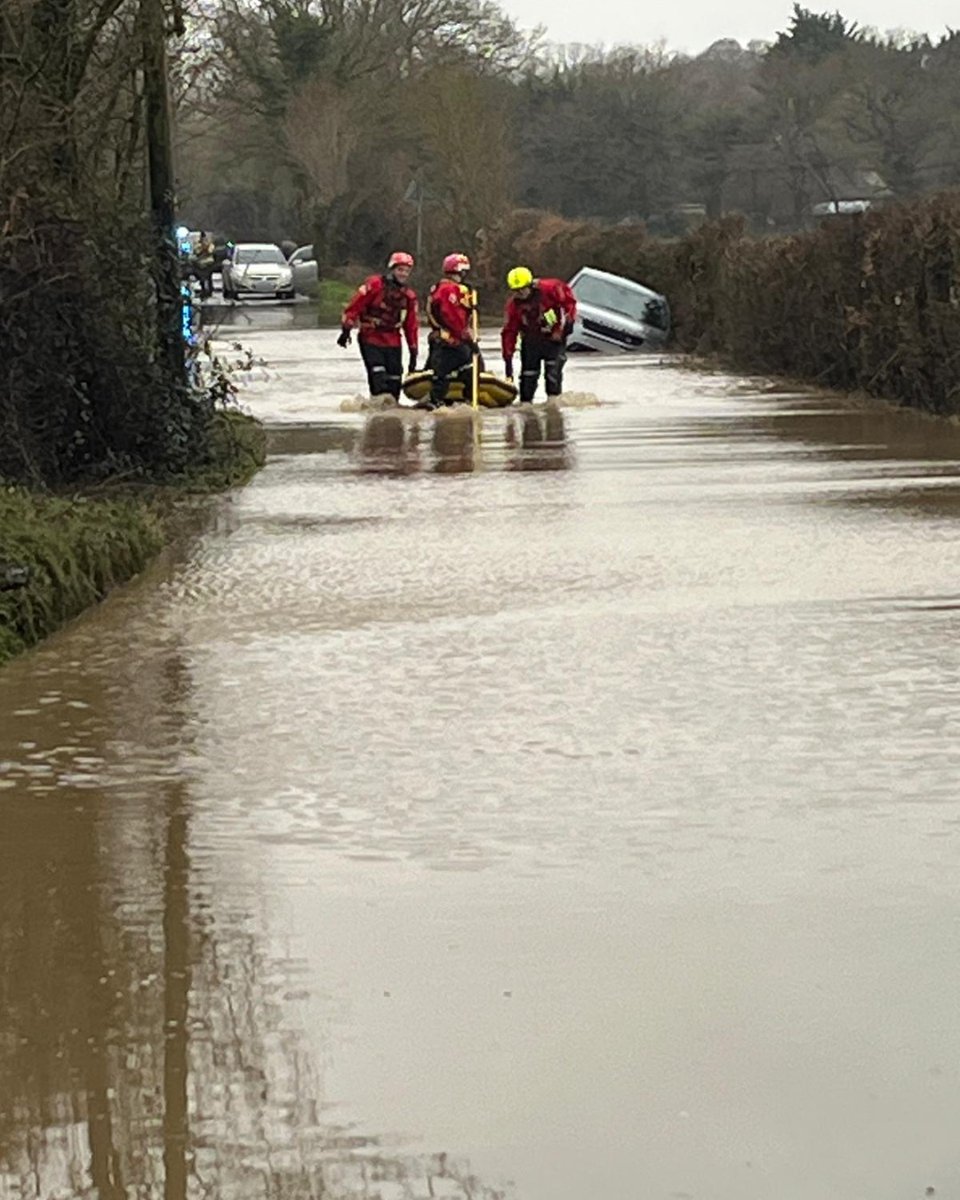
(568, 317, 668, 353)
(232, 276, 291, 295)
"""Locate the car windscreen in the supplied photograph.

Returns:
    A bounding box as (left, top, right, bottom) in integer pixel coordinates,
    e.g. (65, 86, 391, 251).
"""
(236, 247, 285, 264)
(574, 275, 668, 329)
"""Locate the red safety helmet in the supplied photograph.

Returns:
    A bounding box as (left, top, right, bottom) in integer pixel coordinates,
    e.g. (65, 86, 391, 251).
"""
(442, 252, 471, 274)
(388, 251, 414, 269)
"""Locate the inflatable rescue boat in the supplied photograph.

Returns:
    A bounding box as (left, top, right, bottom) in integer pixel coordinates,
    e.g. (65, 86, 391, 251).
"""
(402, 369, 517, 409)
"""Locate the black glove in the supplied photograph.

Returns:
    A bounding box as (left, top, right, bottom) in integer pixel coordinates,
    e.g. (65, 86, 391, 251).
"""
(563, 320, 575, 341)
(408, 351, 418, 373)
(503, 357, 514, 380)
(336, 327, 351, 348)
(466, 339, 480, 357)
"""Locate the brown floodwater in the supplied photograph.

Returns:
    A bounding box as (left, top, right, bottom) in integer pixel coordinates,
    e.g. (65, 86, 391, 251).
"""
(4, 317, 960, 1200)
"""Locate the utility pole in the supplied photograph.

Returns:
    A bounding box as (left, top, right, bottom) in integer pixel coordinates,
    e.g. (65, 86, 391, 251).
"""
(415, 178, 424, 263)
(141, 0, 185, 382)
(403, 173, 426, 264)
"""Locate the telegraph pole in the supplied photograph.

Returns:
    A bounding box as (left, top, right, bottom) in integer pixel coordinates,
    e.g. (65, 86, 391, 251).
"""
(142, 0, 185, 381)
(416, 178, 424, 263)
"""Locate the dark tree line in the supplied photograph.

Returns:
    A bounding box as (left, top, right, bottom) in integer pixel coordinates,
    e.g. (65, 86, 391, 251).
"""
(176, 2, 960, 262)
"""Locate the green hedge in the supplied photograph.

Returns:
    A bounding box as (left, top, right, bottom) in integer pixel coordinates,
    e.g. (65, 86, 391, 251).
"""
(0, 201, 216, 486)
(481, 193, 960, 414)
(0, 412, 265, 667)
(0, 489, 162, 664)
(181, 410, 267, 491)
(313, 279, 355, 327)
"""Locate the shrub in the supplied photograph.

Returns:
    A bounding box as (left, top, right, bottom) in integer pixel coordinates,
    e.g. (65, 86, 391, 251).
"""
(0, 197, 214, 485)
(480, 194, 960, 413)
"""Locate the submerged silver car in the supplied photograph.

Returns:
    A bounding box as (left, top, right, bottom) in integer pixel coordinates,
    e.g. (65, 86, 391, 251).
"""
(568, 266, 670, 352)
(221, 242, 295, 301)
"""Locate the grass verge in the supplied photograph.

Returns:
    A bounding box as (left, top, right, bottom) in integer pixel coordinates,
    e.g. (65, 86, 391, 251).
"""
(312, 279, 354, 326)
(0, 411, 266, 668)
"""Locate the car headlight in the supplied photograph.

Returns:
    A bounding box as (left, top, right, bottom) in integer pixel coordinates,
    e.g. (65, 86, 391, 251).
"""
(278, 268, 292, 283)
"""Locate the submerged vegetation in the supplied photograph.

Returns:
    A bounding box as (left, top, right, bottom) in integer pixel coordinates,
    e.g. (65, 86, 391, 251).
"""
(183, 408, 267, 491)
(0, 412, 265, 667)
(0, 489, 163, 666)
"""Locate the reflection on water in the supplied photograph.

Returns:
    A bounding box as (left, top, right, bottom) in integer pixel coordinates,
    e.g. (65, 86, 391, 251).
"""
(199, 299, 322, 333)
(268, 423, 360, 457)
(0, 643, 511, 1200)
(506, 403, 569, 471)
(355, 404, 570, 476)
(6, 352, 960, 1200)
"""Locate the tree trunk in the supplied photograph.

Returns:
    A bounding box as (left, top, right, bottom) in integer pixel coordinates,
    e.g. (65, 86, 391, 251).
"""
(142, 0, 185, 383)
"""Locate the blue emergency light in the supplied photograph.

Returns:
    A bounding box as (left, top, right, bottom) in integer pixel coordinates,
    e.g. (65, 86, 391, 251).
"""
(180, 282, 196, 345)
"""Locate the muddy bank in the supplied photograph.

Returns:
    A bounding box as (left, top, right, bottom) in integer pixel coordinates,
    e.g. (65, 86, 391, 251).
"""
(0, 411, 265, 667)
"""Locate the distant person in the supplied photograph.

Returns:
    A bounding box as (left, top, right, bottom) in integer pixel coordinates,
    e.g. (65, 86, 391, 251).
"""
(501, 266, 577, 402)
(421, 253, 478, 410)
(337, 252, 419, 401)
(194, 231, 216, 299)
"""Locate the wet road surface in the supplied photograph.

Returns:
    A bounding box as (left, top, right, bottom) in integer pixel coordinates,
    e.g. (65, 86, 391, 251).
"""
(4, 310, 960, 1200)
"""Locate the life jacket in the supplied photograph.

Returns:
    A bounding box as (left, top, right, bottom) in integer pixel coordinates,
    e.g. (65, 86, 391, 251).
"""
(501, 278, 577, 358)
(427, 278, 473, 344)
(359, 276, 409, 334)
(343, 274, 418, 347)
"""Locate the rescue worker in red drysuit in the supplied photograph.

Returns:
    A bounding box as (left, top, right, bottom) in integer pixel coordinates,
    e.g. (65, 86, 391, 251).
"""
(420, 252, 479, 410)
(500, 266, 577, 402)
(338, 252, 419, 400)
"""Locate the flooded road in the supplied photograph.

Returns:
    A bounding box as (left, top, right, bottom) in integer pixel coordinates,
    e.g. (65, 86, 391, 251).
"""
(4, 309, 960, 1200)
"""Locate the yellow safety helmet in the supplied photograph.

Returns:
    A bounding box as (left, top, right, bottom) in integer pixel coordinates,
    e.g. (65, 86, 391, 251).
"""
(507, 265, 534, 290)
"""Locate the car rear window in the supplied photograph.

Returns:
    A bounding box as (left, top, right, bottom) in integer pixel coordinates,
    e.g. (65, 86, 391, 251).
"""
(574, 275, 662, 325)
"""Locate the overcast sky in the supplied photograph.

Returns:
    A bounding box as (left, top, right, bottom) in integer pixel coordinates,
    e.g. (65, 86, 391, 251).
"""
(499, 0, 958, 54)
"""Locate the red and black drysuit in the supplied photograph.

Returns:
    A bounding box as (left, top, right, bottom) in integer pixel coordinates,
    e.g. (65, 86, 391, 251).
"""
(425, 279, 478, 407)
(501, 278, 577, 402)
(341, 274, 419, 398)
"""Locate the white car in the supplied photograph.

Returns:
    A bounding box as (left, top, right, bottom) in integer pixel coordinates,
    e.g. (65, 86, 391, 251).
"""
(568, 266, 670, 352)
(289, 244, 319, 293)
(221, 242, 295, 301)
